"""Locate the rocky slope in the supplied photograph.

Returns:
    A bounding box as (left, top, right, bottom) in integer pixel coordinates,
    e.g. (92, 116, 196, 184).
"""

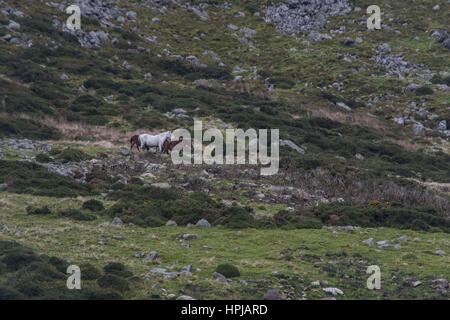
(0, 0, 449, 300)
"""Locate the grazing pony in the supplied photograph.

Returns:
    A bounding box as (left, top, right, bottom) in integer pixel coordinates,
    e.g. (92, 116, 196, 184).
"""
(139, 131, 172, 153)
(130, 134, 141, 152)
(162, 136, 184, 154)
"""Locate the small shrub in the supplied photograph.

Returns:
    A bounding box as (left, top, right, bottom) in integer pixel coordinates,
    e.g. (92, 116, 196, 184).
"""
(415, 86, 434, 96)
(0, 286, 26, 300)
(82, 199, 105, 212)
(273, 210, 323, 229)
(216, 263, 240, 278)
(217, 206, 258, 229)
(97, 275, 130, 292)
(2, 251, 39, 272)
(0, 160, 95, 197)
(47, 256, 69, 273)
(103, 262, 133, 278)
(58, 209, 96, 221)
(80, 263, 102, 280)
(52, 148, 90, 163)
(26, 205, 52, 216)
(0, 262, 6, 274)
(0, 118, 60, 140)
(35, 153, 52, 163)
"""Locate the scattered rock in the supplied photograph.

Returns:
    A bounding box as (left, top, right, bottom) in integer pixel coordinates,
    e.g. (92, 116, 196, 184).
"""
(166, 220, 177, 226)
(111, 217, 123, 226)
(431, 278, 449, 289)
(280, 140, 305, 154)
(263, 289, 284, 300)
(195, 219, 211, 228)
(213, 272, 229, 284)
(412, 280, 422, 287)
(179, 233, 199, 241)
(308, 31, 332, 43)
(343, 37, 362, 46)
(6, 20, 20, 30)
(60, 73, 69, 81)
(336, 102, 352, 112)
(144, 251, 158, 262)
(434, 250, 445, 257)
(376, 240, 390, 249)
(323, 287, 344, 296)
(412, 123, 426, 136)
(148, 267, 179, 279)
(176, 295, 195, 300)
(265, 0, 352, 36)
(188, 5, 209, 21)
(397, 235, 408, 244)
(126, 11, 137, 20)
(362, 238, 374, 246)
(378, 43, 391, 54)
(372, 44, 431, 79)
(144, 73, 153, 81)
(146, 35, 158, 44)
(181, 264, 193, 273)
(437, 120, 447, 131)
(227, 23, 239, 31)
(119, 148, 131, 156)
(393, 116, 406, 126)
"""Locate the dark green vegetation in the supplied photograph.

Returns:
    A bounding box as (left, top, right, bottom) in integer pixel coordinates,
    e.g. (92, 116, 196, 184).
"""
(216, 263, 241, 278)
(58, 208, 97, 221)
(0, 160, 91, 197)
(26, 205, 51, 216)
(105, 185, 261, 227)
(0, 240, 131, 299)
(0, 117, 61, 140)
(309, 203, 450, 233)
(82, 199, 105, 212)
(50, 148, 92, 163)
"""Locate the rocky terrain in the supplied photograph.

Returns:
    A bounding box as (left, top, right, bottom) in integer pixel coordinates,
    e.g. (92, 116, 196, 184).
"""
(0, 0, 449, 300)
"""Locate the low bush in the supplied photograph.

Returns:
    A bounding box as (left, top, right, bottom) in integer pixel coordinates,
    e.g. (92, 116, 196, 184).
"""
(0, 118, 60, 140)
(103, 262, 133, 278)
(80, 264, 102, 280)
(58, 209, 97, 221)
(26, 205, 52, 216)
(35, 153, 52, 163)
(82, 199, 105, 212)
(311, 203, 450, 232)
(0, 241, 121, 299)
(51, 148, 91, 163)
(216, 264, 240, 278)
(415, 86, 434, 96)
(0, 160, 92, 197)
(273, 210, 323, 229)
(97, 275, 130, 292)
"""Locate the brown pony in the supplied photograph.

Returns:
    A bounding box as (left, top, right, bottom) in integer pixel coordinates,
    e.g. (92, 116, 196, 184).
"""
(162, 136, 183, 154)
(130, 134, 141, 152)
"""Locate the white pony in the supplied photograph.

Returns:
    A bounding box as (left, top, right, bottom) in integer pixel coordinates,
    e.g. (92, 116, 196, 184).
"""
(139, 131, 172, 153)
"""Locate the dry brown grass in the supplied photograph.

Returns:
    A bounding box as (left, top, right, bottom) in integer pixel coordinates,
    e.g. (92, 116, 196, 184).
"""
(12, 113, 168, 147)
(38, 116, 123, 142)
(281, 168, 450, 213)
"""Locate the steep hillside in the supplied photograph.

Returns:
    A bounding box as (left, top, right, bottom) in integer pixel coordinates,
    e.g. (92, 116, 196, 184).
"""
(0, 0, 449, 300)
